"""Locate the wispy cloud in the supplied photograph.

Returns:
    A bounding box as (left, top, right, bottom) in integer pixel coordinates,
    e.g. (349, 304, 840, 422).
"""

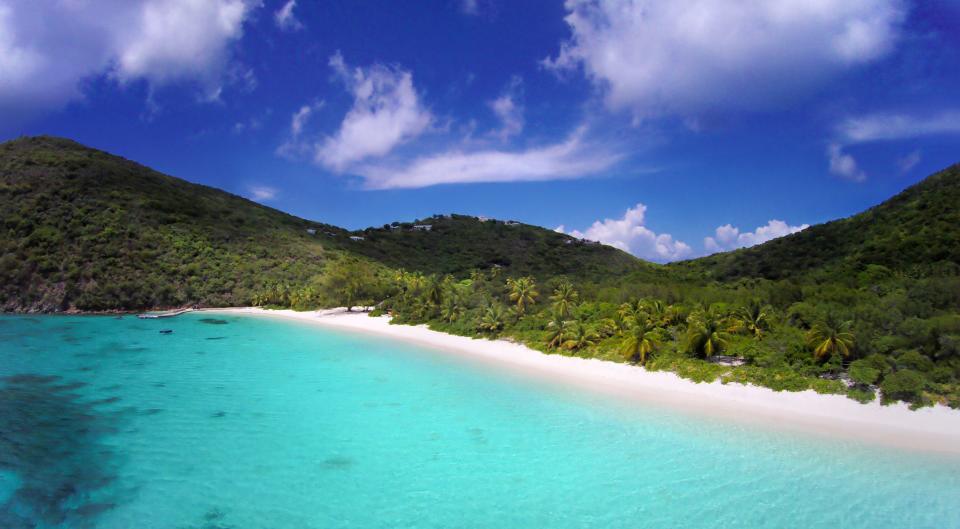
(354, 126, 623, 189)
(247, 185, 278, 202)
(826, 143, 867, 182)
(274, 0, 303, 31)
(897, 149, 922, 173)
(556, 203, 692, 262)
(488, 75, 524, 141)
(838, 110, 960, 143)
(459, 0, 479, 15)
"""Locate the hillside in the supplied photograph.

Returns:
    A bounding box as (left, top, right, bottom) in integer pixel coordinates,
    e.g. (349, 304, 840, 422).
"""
(0, 136, 645, 312)
(345, 214, 649, 283)
(0, 136, 354, 311)
(673, 164, 960, 281)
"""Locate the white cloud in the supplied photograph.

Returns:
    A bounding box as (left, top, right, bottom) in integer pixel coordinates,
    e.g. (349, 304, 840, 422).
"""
(274, 0, 302, 31)
(354, 126, 622, 189)
(898, 149, 922, 173)
(838, 110, 960, 143)
(544, 0, 904, 118)
(557, 203, 692, 262)
(316, 52, 433, 172)
(248, 185, 277, 201)
(827, 143, 867, 182)
(0, 0, 259, 121)
(704, 220, 809, 253)
(488, 76, 524, 141)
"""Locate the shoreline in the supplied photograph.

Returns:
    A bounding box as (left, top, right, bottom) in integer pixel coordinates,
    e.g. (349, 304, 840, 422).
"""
(208, 307, 960, 455)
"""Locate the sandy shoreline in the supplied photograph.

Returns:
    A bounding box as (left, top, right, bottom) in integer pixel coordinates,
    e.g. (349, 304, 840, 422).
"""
(207, 307, 960, 455)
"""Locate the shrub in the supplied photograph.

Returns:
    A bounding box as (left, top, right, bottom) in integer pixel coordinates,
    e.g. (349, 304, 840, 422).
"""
(880, 370, 926, 405)
(848, 359, 880, 386)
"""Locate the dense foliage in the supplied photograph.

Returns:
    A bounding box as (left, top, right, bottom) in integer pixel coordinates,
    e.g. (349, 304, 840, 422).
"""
(0, 136, 347, 311)
(371, 268, 960, 409)
(3, 136, 959, 409)
(344, 214, 649, 283)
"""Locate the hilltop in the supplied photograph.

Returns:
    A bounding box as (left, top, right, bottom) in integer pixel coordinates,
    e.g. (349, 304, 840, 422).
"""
(674, 164, 960, 281)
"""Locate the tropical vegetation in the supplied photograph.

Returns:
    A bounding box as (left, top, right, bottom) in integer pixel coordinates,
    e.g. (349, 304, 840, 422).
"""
(3, 136, 960, 410)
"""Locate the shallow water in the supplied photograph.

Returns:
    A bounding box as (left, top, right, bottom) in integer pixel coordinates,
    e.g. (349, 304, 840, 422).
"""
(0, 313, 958, 528)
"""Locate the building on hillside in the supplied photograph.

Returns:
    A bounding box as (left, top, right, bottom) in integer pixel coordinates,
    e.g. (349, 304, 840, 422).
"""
(349, 235, 365, 241)
(413, 224, 432, 231)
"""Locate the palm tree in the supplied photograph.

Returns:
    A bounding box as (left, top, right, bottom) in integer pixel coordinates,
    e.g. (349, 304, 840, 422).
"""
(544, 313, 569, 349)
(685, 308, 730, 358)
(618, 300, 645, 321)
(601, 312, 627, 337)
(737, 299, 771, 339)
(507, 276, 538, 317)
(563, 320, 599, 351)
(642, 299, 667, 325)
(621, 320, 661, 365)
(440, 288, 465, 322)
(478, 304, 506, 334)
(422, 275, 444, 307)
(807, 315, 855, 361)
(550, 281, 579, 318)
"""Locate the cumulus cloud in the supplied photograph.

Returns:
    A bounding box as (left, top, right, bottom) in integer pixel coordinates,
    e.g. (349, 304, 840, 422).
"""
(544, 0, 904, 118)
(355, 126, 622, 189)
(704, 220, 809, 253)
(247, 185, 277, 201)
(488, 76, 524, 141)
(827, 143, 867, 182)
(556, 204, 692, 262)
(274, 0, 302, 31)
(838, 110, 960, 143)
(315, 52, 433, 172)
(0, 0, 258, 121)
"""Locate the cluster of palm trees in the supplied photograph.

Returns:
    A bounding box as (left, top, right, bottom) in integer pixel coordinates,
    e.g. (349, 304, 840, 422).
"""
(287, 266, 859, 367)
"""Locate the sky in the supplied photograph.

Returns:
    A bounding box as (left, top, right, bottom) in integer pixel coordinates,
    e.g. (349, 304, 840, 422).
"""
(1, 0, 959, 262)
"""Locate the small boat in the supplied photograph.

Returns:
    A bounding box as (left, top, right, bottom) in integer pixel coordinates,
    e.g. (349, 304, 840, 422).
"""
(159, 329, 174, 334)
(137, 308, 192, 319)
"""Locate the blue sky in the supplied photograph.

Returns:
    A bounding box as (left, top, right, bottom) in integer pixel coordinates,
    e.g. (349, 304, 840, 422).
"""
(2, 0, 959, 262)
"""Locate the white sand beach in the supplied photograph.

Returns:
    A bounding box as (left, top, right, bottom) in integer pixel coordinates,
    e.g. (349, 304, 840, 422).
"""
(209, 307, 960, 454)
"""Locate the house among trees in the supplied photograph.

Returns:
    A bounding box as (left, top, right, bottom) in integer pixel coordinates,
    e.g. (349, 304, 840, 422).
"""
(413, 224, 432, 231)
(349, 235, 365, 241)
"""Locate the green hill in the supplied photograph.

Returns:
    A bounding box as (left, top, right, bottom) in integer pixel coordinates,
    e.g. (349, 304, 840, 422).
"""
(673, 164, 960, 282)
(345, 214, 648, 282)
(0, 136, 644, 312)
(0, 136, 354, 311)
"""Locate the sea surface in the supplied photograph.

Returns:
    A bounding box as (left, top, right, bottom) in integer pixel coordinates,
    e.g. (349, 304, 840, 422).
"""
(1, 313, 958, 529)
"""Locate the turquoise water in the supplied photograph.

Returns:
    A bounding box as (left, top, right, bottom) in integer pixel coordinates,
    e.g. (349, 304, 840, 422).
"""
(1, 314, 958, 528)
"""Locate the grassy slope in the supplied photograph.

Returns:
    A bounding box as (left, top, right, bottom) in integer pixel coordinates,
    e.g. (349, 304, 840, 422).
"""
(671, 164, 960, 282)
